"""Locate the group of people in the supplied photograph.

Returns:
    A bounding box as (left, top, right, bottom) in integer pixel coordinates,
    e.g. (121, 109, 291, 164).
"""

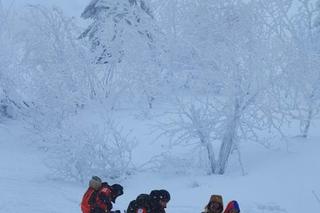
(81, 176, 240, 213)
(126, 189, 170, 213)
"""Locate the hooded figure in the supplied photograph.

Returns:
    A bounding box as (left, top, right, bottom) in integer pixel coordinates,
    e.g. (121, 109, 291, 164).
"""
(223, 201, 240, 213)
(94, 182, 123, 213)
(126, 194, 152, 213)
(203, 195, 224, 213)
(149, 189, 171, 213)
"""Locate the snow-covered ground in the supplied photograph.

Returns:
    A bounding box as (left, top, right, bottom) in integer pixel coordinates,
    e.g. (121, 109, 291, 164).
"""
(1, 117, 319, 213)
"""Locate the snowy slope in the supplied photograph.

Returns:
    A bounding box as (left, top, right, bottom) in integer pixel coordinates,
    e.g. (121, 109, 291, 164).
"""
(0, 122, 82, 213)
(1, 119, 319, 213)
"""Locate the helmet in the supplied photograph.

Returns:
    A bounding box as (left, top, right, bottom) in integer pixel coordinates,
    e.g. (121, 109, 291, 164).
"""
(111, 184, 124, 197)
(159, 189, 170, 202)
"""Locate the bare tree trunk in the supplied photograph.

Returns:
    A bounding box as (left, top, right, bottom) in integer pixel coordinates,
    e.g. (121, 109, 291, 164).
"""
(206, 141, 216, 174)
(0, 1, 3, 14)
(217, 102, 240, 174)
(235, 144, 246, 176)
(301, 108, 313, 138)
(87, 73, 97, 99)
(104, 63, 115, 99)
(147, 95, 154, 109)
(199, 133, 216, 174)
(313, 190, 320, 206)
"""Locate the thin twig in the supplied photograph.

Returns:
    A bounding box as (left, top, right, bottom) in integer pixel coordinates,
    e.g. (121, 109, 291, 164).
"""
(312, 190, 320, 205)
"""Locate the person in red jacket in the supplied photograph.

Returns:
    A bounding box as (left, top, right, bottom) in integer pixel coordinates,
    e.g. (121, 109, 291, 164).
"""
(81, 176, 123, 213)
(81, 176, 102, 213)
(223, 201, 240, 213)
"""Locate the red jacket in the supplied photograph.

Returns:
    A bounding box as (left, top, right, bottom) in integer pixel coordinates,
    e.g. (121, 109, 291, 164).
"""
(95, 185, 113, 212)
(224, 201, 240, 213)
(81, 187, 97, 213)
(81, 185, 113, 213)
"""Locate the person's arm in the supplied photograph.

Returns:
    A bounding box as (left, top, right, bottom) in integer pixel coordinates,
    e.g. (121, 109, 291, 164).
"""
(126, 200, 137, 213)
(98, 192, 113, 212)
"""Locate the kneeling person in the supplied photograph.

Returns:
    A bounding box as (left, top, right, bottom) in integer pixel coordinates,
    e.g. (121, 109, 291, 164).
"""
(81, 176, 124, 213)
(127, 194, 152, 213)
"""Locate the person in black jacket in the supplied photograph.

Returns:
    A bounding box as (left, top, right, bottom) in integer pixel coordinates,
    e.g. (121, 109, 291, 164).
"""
(127, 194, 152, 213)
(149, 189, 170, 213)
(127, 189, 170, 213)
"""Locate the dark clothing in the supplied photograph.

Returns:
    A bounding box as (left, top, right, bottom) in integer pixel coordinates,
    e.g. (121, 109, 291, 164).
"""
(127, 194, 166, 213)
(127, 200, 138, 213)
(203, 195, 224, 213)
(127, 196, 152, 213)
(94, 184, 113, 213)
(91, 207, 106, 213)
(149, 199, 165, 213)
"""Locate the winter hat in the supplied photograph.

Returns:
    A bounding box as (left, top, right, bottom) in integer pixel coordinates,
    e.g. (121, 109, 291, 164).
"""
(150, 190, 160, 200)
(89, 176, 102, 190)
(136, 194, 151, 206)
(111, 184, 124, 197)
(159, 189, 170, 202)
(206, 195, 223, 212)
(209, 195, 223, 205)
(136, 194, 150, 201)
(224, 201, 240, 213)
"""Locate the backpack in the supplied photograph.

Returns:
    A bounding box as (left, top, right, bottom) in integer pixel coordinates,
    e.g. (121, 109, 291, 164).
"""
(127, 200, 138, 213)
(136, 194, 151, 207)
(127, 194, 152, 213)
(81, 177, 103, 213)
(81, 188, 98, 213)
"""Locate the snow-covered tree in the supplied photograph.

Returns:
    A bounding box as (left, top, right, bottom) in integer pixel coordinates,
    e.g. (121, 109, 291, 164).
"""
(160, 0, 285, 175)
(262, 0, 320, 138)
(0, 3, 27, 119)
(80, 0, 154, 64)
(80, 0, 167, 109)
(44, 116, 136, 182)
(17, 5, 99, 128)
(0, 5, 137, 181)
(315, 0, 320, 31)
